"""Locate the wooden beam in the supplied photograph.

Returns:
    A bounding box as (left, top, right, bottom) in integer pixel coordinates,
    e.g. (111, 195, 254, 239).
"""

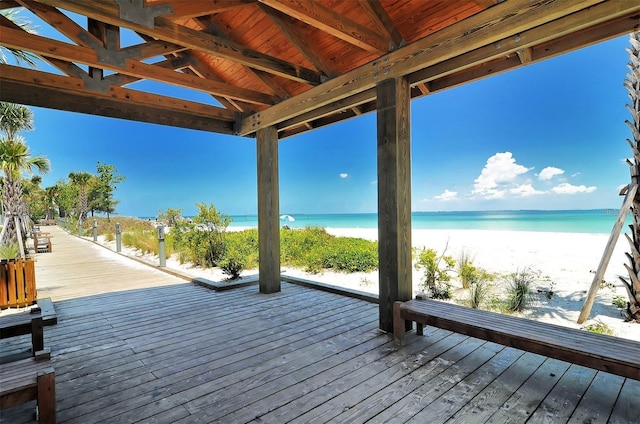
(279, 8, 640, 139)
(257, 126, 281, 294)
(259, 3, 336, 78)
(164, 0, 254, 20)
(0, 64, 236, 133)
(258, 0, 388, 53)
(30, 0, 322, 85)
(358, 0, 404, 50)
(377, 76, 412, 333)
(0, 26, 277, 105)
(238, 0, 638, 136)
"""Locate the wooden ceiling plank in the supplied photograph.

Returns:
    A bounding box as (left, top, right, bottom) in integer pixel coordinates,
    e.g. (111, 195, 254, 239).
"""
(195, 17, 289, 99)
(0, 63, 236, 132)
(237, 0, 627, 136)
(357, 0, 404, 50)
(31, 0, 322, 85)
(0, 25, 277, 104)
(258, 0, 388, 53)
(163, 0, 255, 20)
(259, 3, 335, 78)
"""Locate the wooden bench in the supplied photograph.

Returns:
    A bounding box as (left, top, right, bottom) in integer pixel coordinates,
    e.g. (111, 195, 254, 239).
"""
(34, 234, 52, 253)
(393, 299, 640, 380)
(0, 357, 56, 423)
(0, 312, 49, 360)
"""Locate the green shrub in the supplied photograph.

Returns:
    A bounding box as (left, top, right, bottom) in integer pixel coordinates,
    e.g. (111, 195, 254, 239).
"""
(505, 267, 537, 312)
(612, 295, 627, 309)
(582, 320, 614, 336)
(171, 203, 230, 267)
(280, 227, 377, 273)
(458, 249, 476, 289)
(414, 247, 455, 299)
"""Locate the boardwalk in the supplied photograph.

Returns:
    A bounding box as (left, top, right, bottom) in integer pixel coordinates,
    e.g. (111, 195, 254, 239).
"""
(1, 226, 638, 423)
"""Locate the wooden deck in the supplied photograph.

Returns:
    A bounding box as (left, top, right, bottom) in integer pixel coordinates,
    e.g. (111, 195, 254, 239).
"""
(1, 227, 638, 423)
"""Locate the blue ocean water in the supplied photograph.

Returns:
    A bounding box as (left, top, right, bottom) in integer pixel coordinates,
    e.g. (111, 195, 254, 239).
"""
(228, 210, 631, 234)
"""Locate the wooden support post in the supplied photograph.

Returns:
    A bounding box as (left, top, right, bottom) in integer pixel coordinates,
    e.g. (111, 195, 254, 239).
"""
(257, 126, 281, 294)
(578, 184, 638, 323)
(377, 76, 412, 333)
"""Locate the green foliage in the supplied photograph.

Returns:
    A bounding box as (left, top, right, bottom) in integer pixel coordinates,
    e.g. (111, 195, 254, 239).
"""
(458, 249, 475, 289)
(280, 227, 377, 273)
(612, 295, 627, 309)
(219, 229, 259, 278)
(414, 247, 455, 299)
(582, 320, 614, 336)
(468, 280, 489, 309)
(505, 267, 537, 312)
(0, 243, 19, 260)
(171, 203, 230, 267)
(157, 208, 183, 227)
(93, 162, 125, 218)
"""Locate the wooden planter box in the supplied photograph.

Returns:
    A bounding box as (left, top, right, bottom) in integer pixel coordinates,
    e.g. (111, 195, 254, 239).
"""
(0, 258, 36, 309)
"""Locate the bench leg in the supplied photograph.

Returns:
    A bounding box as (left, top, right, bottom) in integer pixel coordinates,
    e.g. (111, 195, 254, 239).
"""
(416, 323, 424, 336)
(31, 317, 44, 355)
(37, 368, 56, 424)
(393, 302, 405, 345)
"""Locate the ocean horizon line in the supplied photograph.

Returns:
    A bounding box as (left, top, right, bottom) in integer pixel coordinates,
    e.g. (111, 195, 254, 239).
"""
(136, 209, 629, 235)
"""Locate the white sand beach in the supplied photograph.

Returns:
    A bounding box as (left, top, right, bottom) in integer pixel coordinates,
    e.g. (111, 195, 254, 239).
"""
(102, 228, 640, 342)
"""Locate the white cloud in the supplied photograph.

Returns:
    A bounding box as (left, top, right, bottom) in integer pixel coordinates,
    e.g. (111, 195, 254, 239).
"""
(538, 166, 564, 181)
(510, 184, 545, 197)
(339, 173, 349, 179)
(433, 189, 458, 201)
(551, 183, 597, 194)
(472, 152, 532, 198)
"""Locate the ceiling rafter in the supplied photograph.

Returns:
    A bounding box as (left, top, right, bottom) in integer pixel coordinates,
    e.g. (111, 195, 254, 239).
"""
(259, 3, 336, 78)
(161, 0, 255, 20)
(237, 0, 629, 136)
(0, 63, 236, 132)
(357, 0, 404, 51)
(30, 0, 323, 85)
(257, 0, 389, 53)
(0, 25, 277, 104)
(194, 16, 290, 100)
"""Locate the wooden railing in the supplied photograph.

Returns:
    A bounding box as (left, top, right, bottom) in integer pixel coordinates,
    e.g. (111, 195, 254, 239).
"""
(0, 258, 36, 309)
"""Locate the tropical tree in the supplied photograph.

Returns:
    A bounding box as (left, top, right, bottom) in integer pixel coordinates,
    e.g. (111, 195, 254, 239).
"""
(68, 171, 93, 224)
(621, 31, 640, 323)
(0, 139, 50, 244)
(93, 162, 125, 220)
(0, 9, 39, 67)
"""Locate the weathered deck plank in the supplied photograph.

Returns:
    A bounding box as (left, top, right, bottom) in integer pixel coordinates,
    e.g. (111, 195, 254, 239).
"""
(1, 226, 638, 423)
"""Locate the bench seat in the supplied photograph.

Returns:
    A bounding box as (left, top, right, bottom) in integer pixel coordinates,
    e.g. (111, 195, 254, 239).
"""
(393, 299, 640, 380)
(0, 357, 55, 423)
(0, 313, 48, 359)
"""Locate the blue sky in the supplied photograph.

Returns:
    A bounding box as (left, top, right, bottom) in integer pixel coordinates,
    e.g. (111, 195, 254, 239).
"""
(9, 13, 634, 218)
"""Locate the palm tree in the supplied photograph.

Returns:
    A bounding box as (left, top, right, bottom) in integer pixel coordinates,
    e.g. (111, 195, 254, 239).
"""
(622, 32, 640, 323)
(0, 9, 39, 67)
(0, 138, 50, 245)
(0, 102, 34, 140)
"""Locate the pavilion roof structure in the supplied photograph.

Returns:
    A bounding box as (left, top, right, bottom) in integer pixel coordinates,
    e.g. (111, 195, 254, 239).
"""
(0, 0, 638, 139)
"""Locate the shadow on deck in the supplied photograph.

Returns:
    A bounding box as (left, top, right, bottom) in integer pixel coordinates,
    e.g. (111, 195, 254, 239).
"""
(1, 228, 638, 423)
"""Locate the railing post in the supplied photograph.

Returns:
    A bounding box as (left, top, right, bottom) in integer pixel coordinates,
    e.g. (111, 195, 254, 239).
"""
(157, 224, 166, 267)
(115, 223, 122, 252)
(93, 219, 98, 242)
(78, 220, 82, 237)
